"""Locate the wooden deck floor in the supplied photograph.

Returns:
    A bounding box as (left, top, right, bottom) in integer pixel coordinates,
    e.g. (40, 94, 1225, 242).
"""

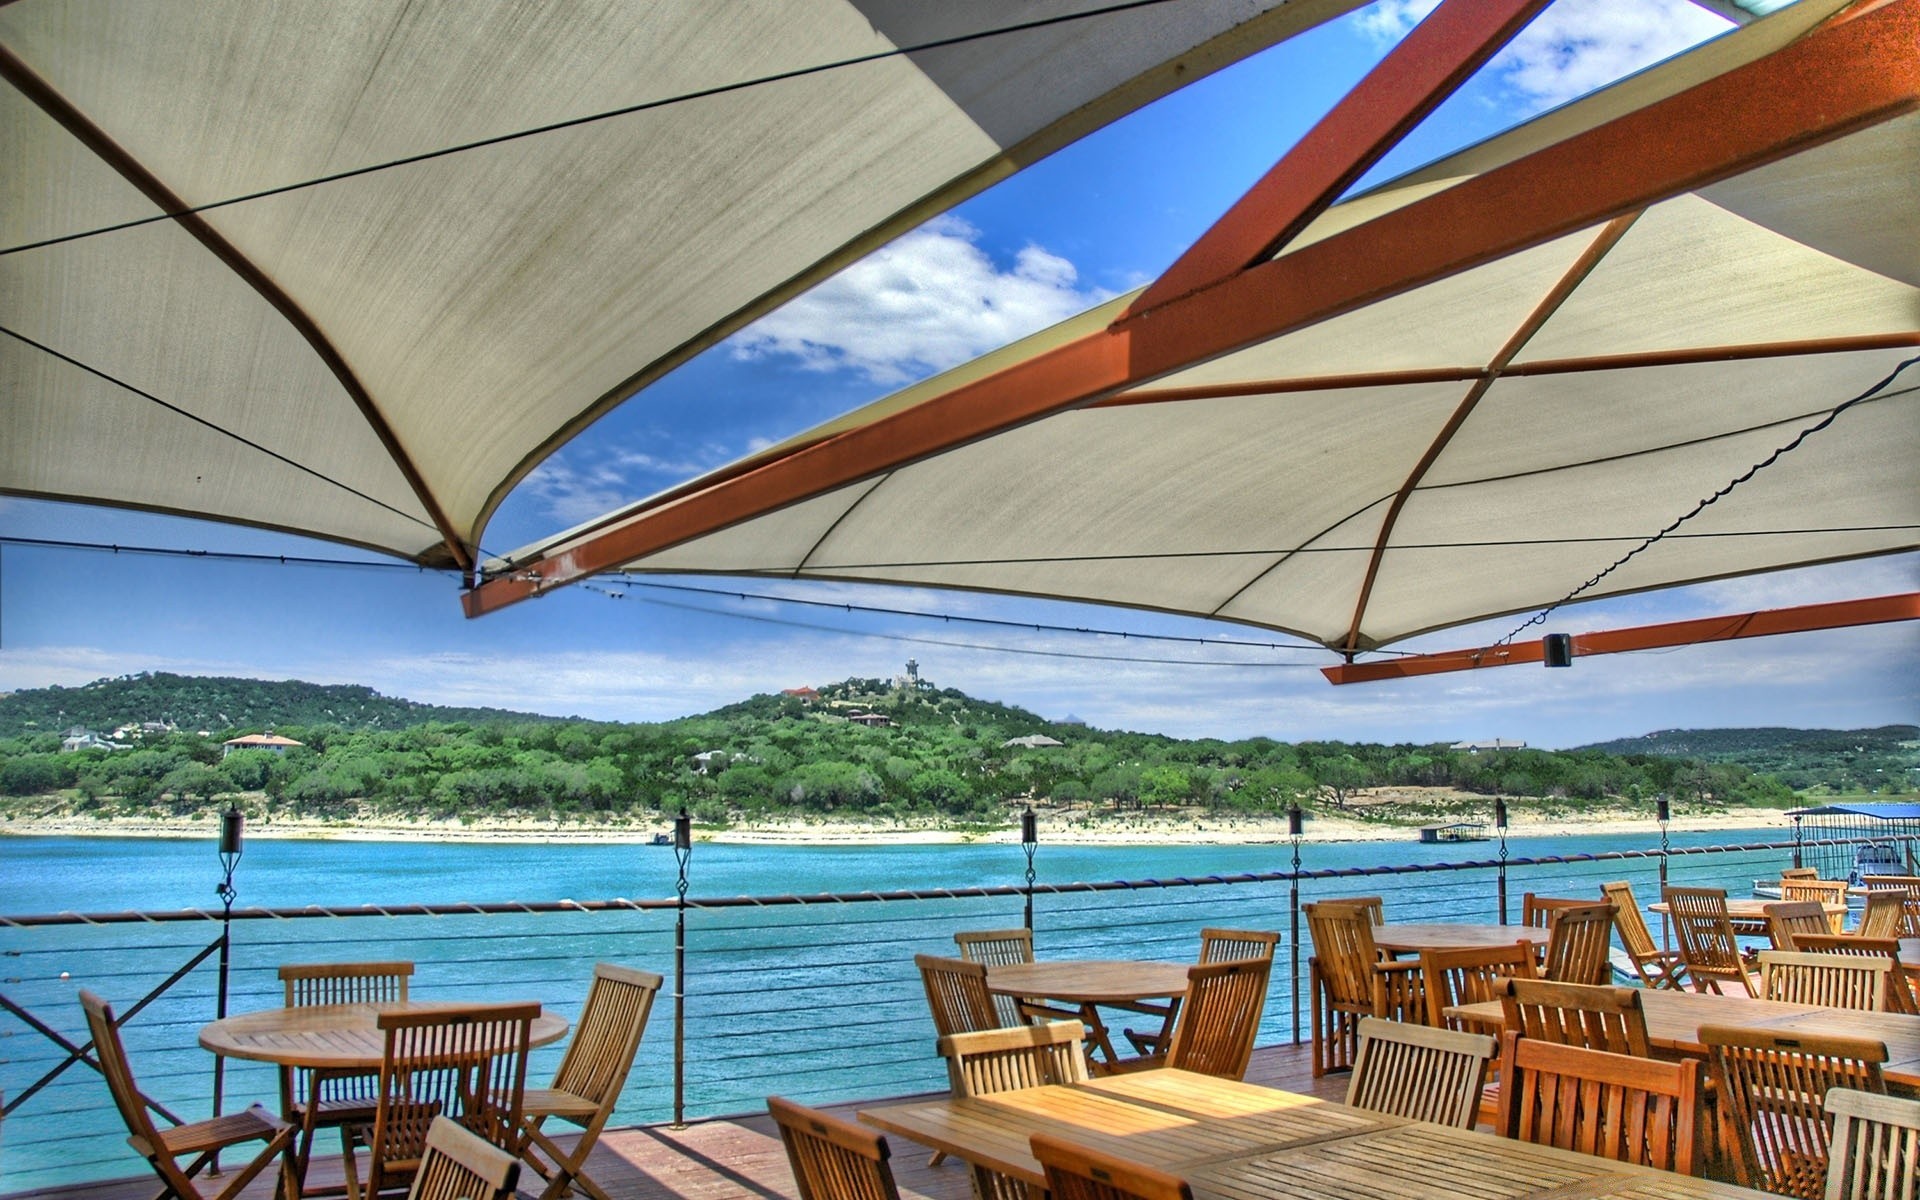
(5, 1043, 1343, 1200)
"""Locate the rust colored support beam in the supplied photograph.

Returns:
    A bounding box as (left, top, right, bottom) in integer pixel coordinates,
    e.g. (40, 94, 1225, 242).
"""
(0, 46, 472, 574)
(1130, 0, 1549, 315)
(464, 1, 1920, 618)
(1322, 593, 1920, 684)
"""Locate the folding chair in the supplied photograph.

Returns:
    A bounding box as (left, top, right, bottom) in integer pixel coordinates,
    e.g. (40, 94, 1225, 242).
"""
(1345, 1017, 1495, 1129)
(518, 964, 661, 1200)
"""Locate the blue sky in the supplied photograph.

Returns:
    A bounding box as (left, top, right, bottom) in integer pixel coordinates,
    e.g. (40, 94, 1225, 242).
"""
(2, 0, 1915, 747)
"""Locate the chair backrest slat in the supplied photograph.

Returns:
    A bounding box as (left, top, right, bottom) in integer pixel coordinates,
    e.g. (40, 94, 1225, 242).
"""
(1498, 977, 1651, 1058)
(1759, 950, 1890, 1011)
(1419, 942, 1536, 1030)
(940, 1020, 1088, 1097)
(1497, 1033, 1702, 1175)
(1824, 1087, 1920, 1200)
(916, 954, 1001, 1037)
(1198, 929, 1279, 964)
(1703, 1024, 1889, 1200)
(769, 1096, 901, 1200)
(1345, 1017, 1495, 1128)
(407, 1116, 520, 1200)
(1166, 959, 1271, 1080)
(955, 930, 1033, 1026)
(1541, 902, 1615, 986)
(1032, 1133, 1193, 1200)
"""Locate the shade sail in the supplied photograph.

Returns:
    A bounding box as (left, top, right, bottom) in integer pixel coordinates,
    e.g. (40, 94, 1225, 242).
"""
(487, 1, 1920, 652)
(1, 0, 1360, 568)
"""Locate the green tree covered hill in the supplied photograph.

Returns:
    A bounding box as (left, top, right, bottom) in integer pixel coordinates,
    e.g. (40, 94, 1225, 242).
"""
(0, 673, 1908, 828)
(1577, 726, 1919, 794)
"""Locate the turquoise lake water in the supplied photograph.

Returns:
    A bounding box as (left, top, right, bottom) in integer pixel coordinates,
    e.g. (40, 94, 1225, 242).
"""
(0, 826, 1797, 1189)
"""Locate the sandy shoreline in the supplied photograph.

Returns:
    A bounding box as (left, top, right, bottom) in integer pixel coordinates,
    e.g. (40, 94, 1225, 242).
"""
(0, 807, 1797, 847)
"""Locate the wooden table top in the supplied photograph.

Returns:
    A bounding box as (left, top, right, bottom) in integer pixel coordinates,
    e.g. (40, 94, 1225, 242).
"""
(858, 1067, 1767, 1198)
(199, 1001, 568, 1068)
(1450, 989, 1920, 1088)
(1649, 899, 1846, 919)
(1371, 923, 1550, 954)
(986, 959, 1193, 1003)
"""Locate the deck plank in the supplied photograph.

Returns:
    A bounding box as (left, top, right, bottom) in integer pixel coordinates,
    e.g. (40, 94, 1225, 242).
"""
(3, 1043, 1343, 1200)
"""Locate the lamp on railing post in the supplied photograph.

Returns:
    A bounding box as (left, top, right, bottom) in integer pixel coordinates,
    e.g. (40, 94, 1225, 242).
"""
(1288, 804, 1303, 1046)
(1792, 810, 1804, 872)
(1021, 804, 1038, 933)
(672, 807, 691, 1129)
(1495, 797, 1509, 926)
(210, 800, 243, 1164)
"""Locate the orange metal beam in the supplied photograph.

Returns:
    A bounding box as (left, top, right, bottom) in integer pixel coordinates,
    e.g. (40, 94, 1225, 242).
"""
(465, 0, 1920, 618)
(1128, 0, 1550, 315)
(1321, 593, 1920, 684)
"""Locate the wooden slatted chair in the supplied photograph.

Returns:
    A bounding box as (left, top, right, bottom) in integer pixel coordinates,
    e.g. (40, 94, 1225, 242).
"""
(1198, 928, 1280, 963)
(1031, 1133, 1192, 1200)
(1317, 895, 1385, 925)
(1768, 901, 1840, 951)
(1541, 902, 1615, 985)
(278, 961, 416, 1188)
(1781, 868, 1821, 882)
(518, 964, 661, 1200)
(1419, 942, 1537, 1030)
(1601, 880, 1687, 990)
(1824, 1088, 1920, 1200)
(1125, 929, 1279, 1058)
(1303, 901, 1419, 1076)
(954, 929, 1035, 1029)
(409, 1116, 520, 1200)
(1497, 977, 1651, 1057)
(1344, 1017, 1495, 1129)
(941, 1021, 1089, 1200)
(1861, 878, 1920, 937)
(1794, 934, 1920, 1015)
(1759, 950, 1890, 1012)
(81, 990, 297, 1200)
(1702, 1024, 1889, 1200)
(1664, 886, 1757, 996)
(1522, 894, 1592, 928)
(1859, 891, 1908, 941)
(1119, 958, 1272, 1080)
(1781, 879, 1850, 934)
(916, 954, 1002, 1038)
(768, 1096, 902, 1200)
(342, 1002, 537, 1200)
(1497, 1032, 1703, 1175)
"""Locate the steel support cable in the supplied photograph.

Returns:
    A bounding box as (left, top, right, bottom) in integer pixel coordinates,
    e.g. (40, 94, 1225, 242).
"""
(1493, 355, 1920, 649)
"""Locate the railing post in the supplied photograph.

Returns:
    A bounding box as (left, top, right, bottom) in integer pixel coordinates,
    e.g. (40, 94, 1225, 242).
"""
(1656, 796, 1672, 950)
(1792, 813, 1803, 871)
(1495, 798, 1509, 925)
(672, 808, 691, 1129)
(1021, 806, 1038, 933)
(210, 803, 243, 1172)
(1288, 806, 1303, 1045)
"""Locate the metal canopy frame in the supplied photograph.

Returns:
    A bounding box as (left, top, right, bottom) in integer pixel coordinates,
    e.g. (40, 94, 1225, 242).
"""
(463, 0, 1920, 681)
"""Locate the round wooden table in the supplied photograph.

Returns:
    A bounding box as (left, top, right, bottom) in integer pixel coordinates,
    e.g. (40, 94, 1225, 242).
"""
(200, 1000, 569, 1068)
(986, 959, 1192, 1066)
(1370, 922, 1550, 955)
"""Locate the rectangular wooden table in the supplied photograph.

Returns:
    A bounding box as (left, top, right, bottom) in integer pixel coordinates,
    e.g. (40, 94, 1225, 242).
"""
(858, 1067, 1768, 1198)
(1450, 989, 1920, 1088)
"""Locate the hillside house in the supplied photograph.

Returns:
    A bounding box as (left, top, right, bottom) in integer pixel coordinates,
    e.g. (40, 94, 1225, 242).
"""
(221, 732, 304, 758)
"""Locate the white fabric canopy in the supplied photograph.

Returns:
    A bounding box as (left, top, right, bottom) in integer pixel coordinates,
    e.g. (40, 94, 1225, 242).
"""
(519, 3, 1919, 651)
(1, 0, 1355, 566)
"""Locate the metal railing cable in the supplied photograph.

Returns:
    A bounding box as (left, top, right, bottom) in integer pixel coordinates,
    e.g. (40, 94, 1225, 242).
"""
(0, 832, 1895, 1192)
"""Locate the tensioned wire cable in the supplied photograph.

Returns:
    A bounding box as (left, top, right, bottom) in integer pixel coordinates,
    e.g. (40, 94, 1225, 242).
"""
(0, 0, 1186, 258)
(1488, 352, 1920, 651)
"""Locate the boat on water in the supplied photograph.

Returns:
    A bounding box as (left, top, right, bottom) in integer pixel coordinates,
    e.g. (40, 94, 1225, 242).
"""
(649, 832, 673, 846)
(1751, 841, 1906, 899)
(1418, 822, 1490, 844)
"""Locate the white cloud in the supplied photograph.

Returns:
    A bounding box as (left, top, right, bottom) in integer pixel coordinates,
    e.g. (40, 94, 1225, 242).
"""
(1352, 0, 1730, 111)
(521, 443, 740, 527)
(728, 216, 1112, 385)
